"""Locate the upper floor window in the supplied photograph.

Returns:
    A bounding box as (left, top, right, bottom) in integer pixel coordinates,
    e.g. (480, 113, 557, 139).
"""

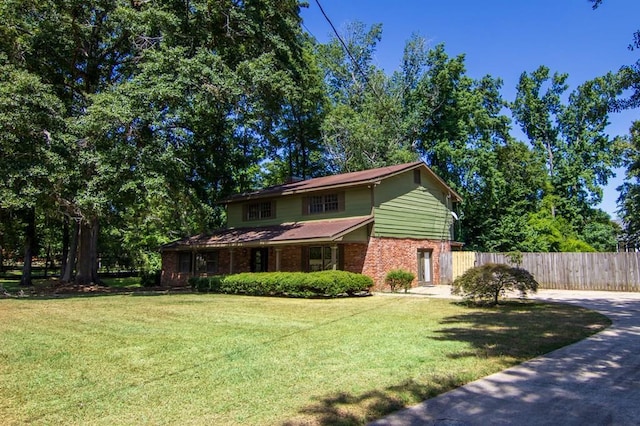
(244, 200, 274, 221)
(414, 169, 421, 185)
(305, 193, 343, 215)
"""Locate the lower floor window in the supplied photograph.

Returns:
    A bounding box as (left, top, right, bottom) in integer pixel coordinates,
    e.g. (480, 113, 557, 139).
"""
(179, 252, 192, 273)
(196, 252, 219, 274)
(179, 251, 219, 274)
(308, 246, 340, 271)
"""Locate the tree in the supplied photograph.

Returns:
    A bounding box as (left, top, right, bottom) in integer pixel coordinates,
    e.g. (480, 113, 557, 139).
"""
(1, 0, 315, 284)
(316, 22, 416, 173)
(618, 121, 640, 248)
(512, 66, 623, 244)
(591, 0, 640, 110)
(0, 60, 66, 285)
(592, 0, 640, 248)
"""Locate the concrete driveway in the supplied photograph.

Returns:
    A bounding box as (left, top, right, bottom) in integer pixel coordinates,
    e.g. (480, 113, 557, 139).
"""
(370, 288, 640, 425)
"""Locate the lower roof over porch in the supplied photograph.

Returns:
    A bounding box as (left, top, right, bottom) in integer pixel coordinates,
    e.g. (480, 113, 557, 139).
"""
(161, 216, 374, 251)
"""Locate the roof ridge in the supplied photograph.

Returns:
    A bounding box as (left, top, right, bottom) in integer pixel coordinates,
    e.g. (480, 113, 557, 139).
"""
(224, 161, 425, 202)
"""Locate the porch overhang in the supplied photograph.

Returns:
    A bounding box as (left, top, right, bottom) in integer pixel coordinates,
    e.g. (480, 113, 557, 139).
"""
(161, 216, 374, 251)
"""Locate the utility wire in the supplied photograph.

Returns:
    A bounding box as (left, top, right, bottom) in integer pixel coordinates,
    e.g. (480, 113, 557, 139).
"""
(312, 0, 410, 149)
(313, 0, 384, 102)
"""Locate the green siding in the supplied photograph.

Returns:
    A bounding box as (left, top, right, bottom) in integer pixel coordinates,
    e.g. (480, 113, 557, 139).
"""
(226, 168, 455, 241)
(340, 225, 370, 242)
(373, 170, 454, 240)
(226, 186, 373, 228)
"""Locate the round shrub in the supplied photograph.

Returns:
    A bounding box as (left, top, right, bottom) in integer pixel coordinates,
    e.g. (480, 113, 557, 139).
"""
(385, 269, 415, 293)
(451, 263, 538, 305)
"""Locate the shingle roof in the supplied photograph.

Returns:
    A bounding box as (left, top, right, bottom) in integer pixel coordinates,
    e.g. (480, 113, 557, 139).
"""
(162, 216, 374, 250)
(224, 161, 461, 203)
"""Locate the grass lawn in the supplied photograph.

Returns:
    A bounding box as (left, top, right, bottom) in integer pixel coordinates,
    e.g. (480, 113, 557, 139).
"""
(0, 293, 610, 425)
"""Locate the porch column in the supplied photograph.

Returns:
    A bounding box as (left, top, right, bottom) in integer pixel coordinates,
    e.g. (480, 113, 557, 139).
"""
(229, 248, 234, 274)
(331, 245, 338, 270)
(275, 248, 282, 272)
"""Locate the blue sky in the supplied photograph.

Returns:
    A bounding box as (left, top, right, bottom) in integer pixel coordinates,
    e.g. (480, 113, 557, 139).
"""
(300, 0, 640, 218)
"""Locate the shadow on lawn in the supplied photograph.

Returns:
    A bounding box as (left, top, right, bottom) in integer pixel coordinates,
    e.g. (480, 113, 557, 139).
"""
(282, 376, 463, 426)
(284, 300, 611, 425)
(434, 301, 610, 360)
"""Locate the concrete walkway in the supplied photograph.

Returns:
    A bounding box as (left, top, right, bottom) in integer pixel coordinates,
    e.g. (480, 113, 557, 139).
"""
(370, 286, 640, 425)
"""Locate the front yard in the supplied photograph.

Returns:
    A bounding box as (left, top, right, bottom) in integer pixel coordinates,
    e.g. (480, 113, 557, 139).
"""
(0, 293, 609, 425)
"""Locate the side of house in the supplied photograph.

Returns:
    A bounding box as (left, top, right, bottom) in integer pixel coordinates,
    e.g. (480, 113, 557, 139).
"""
(160, 161, 462, 289)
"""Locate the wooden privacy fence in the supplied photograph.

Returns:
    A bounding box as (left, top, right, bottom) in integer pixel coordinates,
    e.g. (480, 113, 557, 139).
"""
(439, 252, 640, 292)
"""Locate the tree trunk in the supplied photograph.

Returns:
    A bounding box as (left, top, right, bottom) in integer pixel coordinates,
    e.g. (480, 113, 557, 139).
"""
(61, 220, 79, 283)
(44, 244, 51, 278)
(90, 219, 100, 284)
(20, 208, 35, 286)
(60, 216, 69, 278)
(75, 217, 100, 285)
(0, 209, 6, 273)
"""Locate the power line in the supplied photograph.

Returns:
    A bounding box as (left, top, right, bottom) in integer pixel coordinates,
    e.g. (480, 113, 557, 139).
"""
(312, 0, 410, 148)
(313, 0, 383, 101)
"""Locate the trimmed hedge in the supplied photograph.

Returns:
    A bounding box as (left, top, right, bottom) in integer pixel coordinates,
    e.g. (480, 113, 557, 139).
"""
(189, 271, 373, 298)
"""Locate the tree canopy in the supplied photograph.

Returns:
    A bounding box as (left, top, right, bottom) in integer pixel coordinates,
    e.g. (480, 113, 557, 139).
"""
(0, 3, 635, 285)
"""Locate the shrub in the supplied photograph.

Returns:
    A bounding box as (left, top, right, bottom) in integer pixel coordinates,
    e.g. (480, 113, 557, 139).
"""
(191, 271, 373, 298)
(138, 252, 162, 287)
(139, 269, 161, 287)
(451, 263, 538, 305)
(385, 269, 415, 293)
(189, 276, 224, 293)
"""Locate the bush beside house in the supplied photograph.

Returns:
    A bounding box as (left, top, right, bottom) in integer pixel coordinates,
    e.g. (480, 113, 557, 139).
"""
(384, 269, 415, 292)
(189, 271, 373, 298)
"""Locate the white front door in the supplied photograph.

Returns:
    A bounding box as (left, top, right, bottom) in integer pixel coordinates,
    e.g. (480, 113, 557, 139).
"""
(418, 250, 432, 283)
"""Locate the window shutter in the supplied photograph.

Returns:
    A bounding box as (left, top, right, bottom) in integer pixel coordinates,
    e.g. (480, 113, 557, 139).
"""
(301, 197, 309, 215)
(338, 192, 345, 212)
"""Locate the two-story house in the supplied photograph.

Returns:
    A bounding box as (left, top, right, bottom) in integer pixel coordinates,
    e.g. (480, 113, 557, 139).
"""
(160, 161, 462, 289)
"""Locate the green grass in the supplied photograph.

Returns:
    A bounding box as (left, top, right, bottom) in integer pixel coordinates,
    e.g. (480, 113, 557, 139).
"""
(0, 294, 610, 425)
(100, 276, 141, 288)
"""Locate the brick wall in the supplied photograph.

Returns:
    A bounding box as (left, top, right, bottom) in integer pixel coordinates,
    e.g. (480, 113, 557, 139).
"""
(160, 251, 191, 286)
(362, 237, 450, 290)
(343, 243, 368, 273)
(161, 238, 451, 290)
(277, 246, 302, 272)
